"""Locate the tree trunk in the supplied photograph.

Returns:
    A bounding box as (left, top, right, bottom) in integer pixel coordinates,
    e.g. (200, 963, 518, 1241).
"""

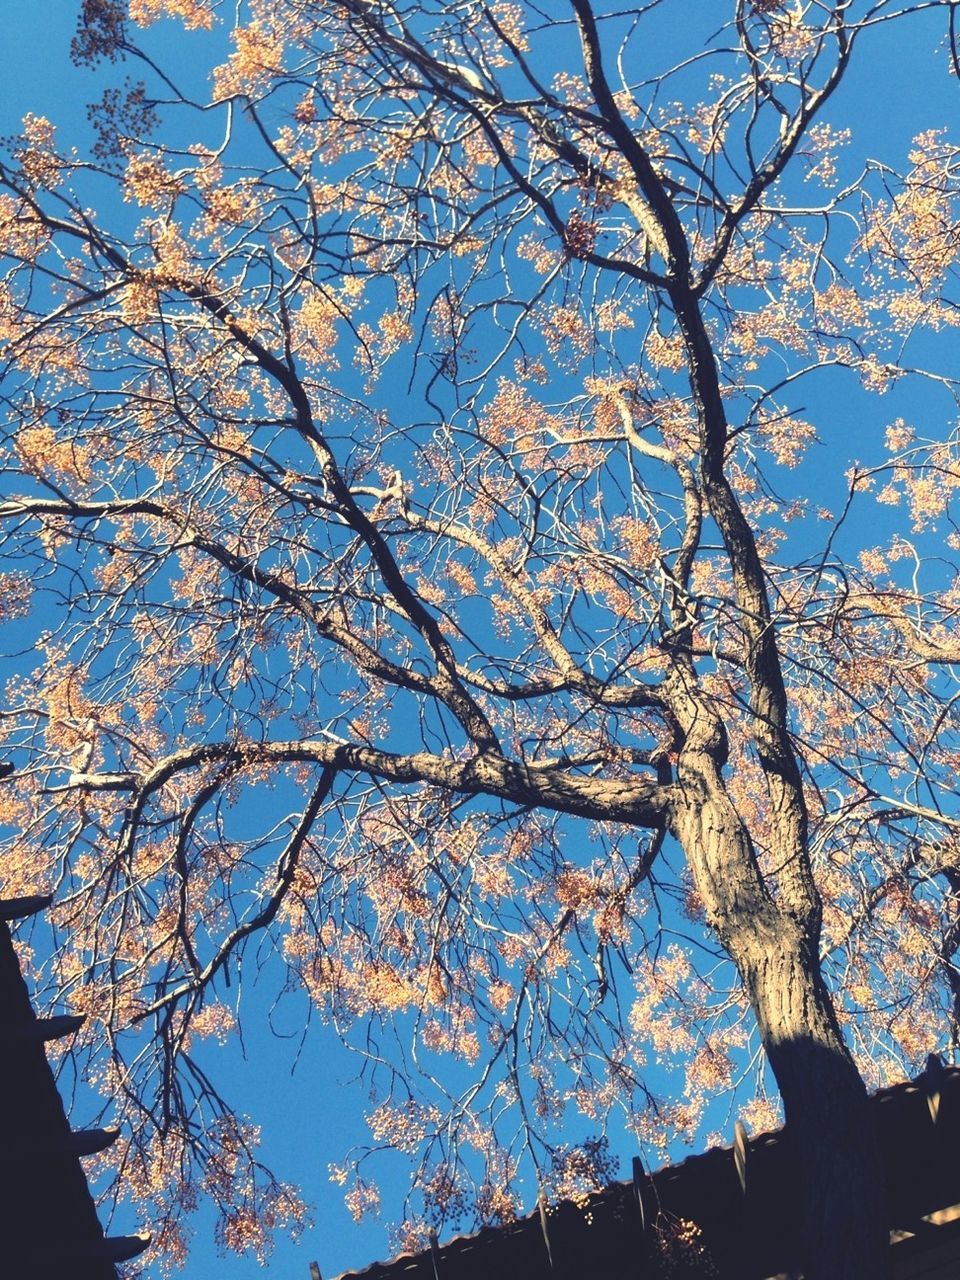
(743, 935, 890, 1279)
(672, 770, 890, 1278)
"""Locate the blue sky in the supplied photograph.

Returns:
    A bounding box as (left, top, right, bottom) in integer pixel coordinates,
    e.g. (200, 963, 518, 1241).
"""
(3, 4, 959, 1279)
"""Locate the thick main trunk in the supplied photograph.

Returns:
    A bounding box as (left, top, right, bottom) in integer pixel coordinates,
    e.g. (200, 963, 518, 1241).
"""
(672, 781, 890, 1278)
(743, 938, 890, 1279)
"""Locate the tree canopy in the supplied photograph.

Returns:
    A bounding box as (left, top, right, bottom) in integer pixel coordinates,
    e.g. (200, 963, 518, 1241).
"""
(2, 2, 960, 1275)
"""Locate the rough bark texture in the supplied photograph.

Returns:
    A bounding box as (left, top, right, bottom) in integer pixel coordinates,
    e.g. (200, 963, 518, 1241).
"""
(671, 768, 891, 1277)
(748, 954, 890, 1278)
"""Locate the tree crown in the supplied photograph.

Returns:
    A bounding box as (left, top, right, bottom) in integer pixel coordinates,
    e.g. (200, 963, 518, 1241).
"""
(1, 1, 960, 1271)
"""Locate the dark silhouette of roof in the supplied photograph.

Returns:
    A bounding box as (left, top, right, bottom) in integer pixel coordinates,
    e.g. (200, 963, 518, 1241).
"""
(325, 1059, 960, 1280)
(0, 892, 149, 1277)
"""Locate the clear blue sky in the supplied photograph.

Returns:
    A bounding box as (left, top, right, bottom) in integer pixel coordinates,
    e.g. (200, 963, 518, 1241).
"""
(2, 5, 957, 1279)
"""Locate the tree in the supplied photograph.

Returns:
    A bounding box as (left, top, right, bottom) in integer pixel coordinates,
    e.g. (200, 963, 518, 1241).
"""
(1, 1, 959, 1274)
